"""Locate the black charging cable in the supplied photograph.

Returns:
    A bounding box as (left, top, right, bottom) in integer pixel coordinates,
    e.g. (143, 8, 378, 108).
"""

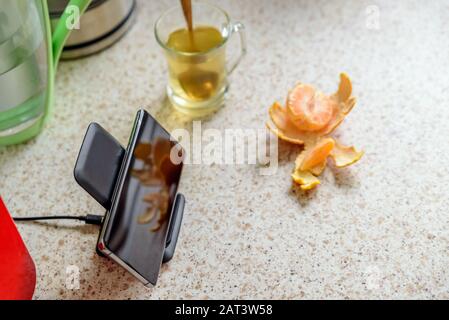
(13, 214, 103, 226)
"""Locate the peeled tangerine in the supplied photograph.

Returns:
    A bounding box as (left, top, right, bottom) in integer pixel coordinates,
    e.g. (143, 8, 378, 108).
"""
(266, 73, 363, 190)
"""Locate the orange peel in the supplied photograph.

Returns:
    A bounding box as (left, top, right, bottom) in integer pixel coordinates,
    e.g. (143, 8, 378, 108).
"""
(292, 153, 321, 190)
(292, 170, 321, 191)
(266, 73, 363, 190)
(330, 142, 364, 168)
(300, 138, 335, 171)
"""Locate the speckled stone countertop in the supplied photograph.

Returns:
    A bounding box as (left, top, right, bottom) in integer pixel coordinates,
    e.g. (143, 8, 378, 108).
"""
(1, 0, 449, 299)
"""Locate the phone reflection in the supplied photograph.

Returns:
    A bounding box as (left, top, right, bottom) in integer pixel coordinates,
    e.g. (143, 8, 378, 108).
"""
(132, 138, 182, 231)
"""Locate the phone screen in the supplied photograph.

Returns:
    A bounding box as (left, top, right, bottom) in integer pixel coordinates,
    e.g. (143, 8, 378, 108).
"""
(102, 111, 183, 285)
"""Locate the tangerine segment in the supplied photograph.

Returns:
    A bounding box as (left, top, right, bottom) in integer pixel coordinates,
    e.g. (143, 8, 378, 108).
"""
(287, 84, 335, 132)
(329, 142, 364, 168)
(300, 138, 335, 171)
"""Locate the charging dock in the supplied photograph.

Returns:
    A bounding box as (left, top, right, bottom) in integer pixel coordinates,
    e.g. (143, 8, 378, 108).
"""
(74, 122, 185, 263)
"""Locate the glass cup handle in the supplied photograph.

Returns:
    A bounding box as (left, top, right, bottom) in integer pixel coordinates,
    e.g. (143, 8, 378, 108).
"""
(226, 22, 247, 75)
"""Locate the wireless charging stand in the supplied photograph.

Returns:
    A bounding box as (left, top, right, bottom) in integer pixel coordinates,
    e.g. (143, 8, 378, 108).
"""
(74, 123, 185, 263)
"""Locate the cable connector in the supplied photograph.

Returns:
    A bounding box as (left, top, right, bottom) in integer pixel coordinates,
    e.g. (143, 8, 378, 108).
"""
(83, 214, 104, 226)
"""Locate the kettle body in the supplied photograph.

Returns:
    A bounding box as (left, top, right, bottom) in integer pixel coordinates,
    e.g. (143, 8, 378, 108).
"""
(0, 0, 91, 146)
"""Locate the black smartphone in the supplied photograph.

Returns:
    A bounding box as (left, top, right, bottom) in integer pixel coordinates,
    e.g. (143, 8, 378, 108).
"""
(97, 110, 184, 287)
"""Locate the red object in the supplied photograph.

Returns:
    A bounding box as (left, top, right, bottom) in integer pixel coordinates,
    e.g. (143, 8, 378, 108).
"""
(0, 197, 36, 300)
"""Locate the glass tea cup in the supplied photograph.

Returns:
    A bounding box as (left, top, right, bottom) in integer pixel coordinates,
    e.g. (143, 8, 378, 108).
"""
(154, 1, 246, 118)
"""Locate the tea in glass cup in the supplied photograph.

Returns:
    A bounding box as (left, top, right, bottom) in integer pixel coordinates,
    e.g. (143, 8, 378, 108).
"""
(155, 2, 246, 117)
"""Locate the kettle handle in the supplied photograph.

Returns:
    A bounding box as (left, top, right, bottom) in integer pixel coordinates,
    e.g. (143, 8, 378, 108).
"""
(49, 0, 92, 69)
(38, 0, 92, 129)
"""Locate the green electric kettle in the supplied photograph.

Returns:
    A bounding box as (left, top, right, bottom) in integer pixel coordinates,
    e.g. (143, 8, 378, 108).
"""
(0, 0, 91, 146)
